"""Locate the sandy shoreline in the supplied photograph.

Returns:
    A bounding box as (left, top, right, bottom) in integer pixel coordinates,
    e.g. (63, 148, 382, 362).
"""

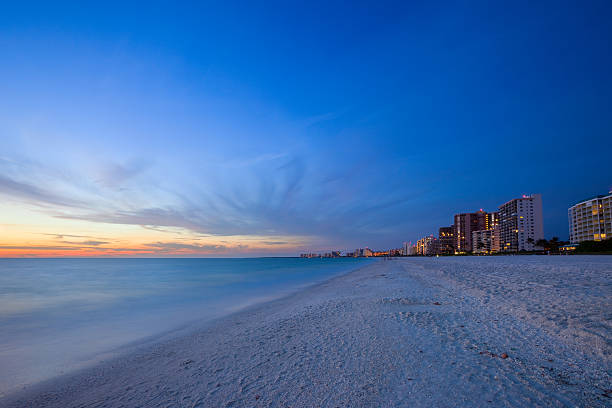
(2, 256, 611, 407)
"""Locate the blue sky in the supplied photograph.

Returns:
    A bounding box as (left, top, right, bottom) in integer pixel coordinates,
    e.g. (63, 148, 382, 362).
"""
(0, 1, 611, 255)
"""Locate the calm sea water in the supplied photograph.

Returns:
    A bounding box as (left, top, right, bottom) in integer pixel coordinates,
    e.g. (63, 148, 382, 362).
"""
(0, 257, 370, 395)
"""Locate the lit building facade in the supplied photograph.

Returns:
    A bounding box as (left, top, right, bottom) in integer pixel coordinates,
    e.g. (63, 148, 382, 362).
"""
(472, 229, 493, 254)
(416, 235, 438, 256)
(498, 194, 544, 252)
(402, 242, 416, 256)
(453, 210, 497, 253)
(568, 191, 612, 243)
(491, 223, 501, 253)
(389, 248, 403, 256)
(438, 226, 454, 254)
(352, 248, 373, 257)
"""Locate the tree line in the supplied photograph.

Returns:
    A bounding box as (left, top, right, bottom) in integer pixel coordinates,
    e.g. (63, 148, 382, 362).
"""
(528, 237, 612, 254)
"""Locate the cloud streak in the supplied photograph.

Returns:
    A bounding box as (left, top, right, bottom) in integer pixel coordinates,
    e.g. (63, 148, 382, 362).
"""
(0, 175, 87, 209)
(94, 159, 151, 189)
(0, 150, 425, 254)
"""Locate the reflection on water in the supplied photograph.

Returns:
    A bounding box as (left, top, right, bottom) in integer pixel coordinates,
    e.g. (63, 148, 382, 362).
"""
(0, 257, 369, 395)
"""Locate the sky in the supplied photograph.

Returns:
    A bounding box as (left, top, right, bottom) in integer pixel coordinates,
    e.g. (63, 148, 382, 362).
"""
(0, 1, 611, 257)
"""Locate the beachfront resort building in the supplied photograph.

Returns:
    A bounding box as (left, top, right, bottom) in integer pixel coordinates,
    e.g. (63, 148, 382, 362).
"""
(471, 212, 500, 253)
(498, 194, 544, 252)
(355, 248, 373, 257)
(568, 191, 612, 243)
(492, 223, 501, 253)
(438, 226, 454, 254)
(389, 248, 403, 256)
(472, 229, 494, 254)
(453, 210, 497, 253)
(403, 242, 416, 256)
(416, 235, 438, 256)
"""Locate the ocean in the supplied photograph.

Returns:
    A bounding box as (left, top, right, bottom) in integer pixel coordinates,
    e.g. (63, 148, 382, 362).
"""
(0, 257, 370, 395)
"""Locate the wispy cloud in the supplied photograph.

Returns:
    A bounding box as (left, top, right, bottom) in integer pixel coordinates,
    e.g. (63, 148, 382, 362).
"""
(0, 150, 425, 253)
(94, 159, 151, 189)
(73, 240, 109, 246)
(0, 245, 84, 251)
(298, 109, 349, 128)
(143, 241, 231, 253)
(221, 152, 288, 169)
(0, 175, 87, 209)
(0, 241, 246, 256)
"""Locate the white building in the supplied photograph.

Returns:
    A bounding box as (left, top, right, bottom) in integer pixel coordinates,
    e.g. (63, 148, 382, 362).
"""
(568, 191, 612, 243)
(498, 194, 544, 252)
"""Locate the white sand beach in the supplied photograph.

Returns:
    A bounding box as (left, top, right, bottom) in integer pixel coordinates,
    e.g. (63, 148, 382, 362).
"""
(2, 256, 611, 407)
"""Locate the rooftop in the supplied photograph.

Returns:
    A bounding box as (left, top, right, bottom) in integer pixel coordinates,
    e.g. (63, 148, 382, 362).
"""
(570, 191, 612, 208)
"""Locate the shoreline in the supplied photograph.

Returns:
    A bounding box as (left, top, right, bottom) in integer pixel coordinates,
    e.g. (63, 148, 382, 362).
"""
(2, 256, 610, 407)
(0, 259, 375, 399)
(0, 258, 371, 397)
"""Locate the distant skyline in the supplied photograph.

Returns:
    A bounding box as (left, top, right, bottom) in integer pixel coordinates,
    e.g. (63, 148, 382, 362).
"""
(1, 1, 611, 256)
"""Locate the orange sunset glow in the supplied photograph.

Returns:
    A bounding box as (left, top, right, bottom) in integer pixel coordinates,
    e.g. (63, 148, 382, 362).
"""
(0, 201, 305, 257)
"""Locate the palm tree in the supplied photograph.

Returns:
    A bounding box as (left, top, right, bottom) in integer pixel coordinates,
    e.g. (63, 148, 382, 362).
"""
(548, 237, 566, 253)
(536, 238, 549, 249)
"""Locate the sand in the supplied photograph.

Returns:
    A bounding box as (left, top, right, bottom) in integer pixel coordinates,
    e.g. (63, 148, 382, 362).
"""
(2, 256, 611, 407)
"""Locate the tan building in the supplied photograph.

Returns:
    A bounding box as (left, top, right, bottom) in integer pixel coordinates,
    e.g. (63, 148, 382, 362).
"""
(568, 191, 612, 243)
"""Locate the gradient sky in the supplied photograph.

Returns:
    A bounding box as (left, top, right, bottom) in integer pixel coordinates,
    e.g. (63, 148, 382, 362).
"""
(1, 1, 611, 256)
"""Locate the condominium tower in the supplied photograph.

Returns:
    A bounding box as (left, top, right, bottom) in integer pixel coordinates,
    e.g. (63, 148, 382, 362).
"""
(416, 235, 438, 256)
(438, 226, 454, 254)
(453, 210, 497, 253)
(568, 191, 612, 243)
(472, 229, 494, 254)
(498, 194, 544, 252)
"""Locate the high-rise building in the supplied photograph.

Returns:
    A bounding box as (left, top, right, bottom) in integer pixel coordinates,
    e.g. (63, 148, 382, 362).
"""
(471, 213, 500, 254)
(438, 226, 454, 254)
(498, 194, 544, 252)
(453, 210, 497, 253)
(491, 222, 501, 253)
(416, 235, 438, 256)
(389, 248, 403, 257)
(568, 191, 612, 243)
(472, 229, 493, 254)
(489, 212, 500, 253)
(402, 242, 417, 256)
(353, 248, 373, 257)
